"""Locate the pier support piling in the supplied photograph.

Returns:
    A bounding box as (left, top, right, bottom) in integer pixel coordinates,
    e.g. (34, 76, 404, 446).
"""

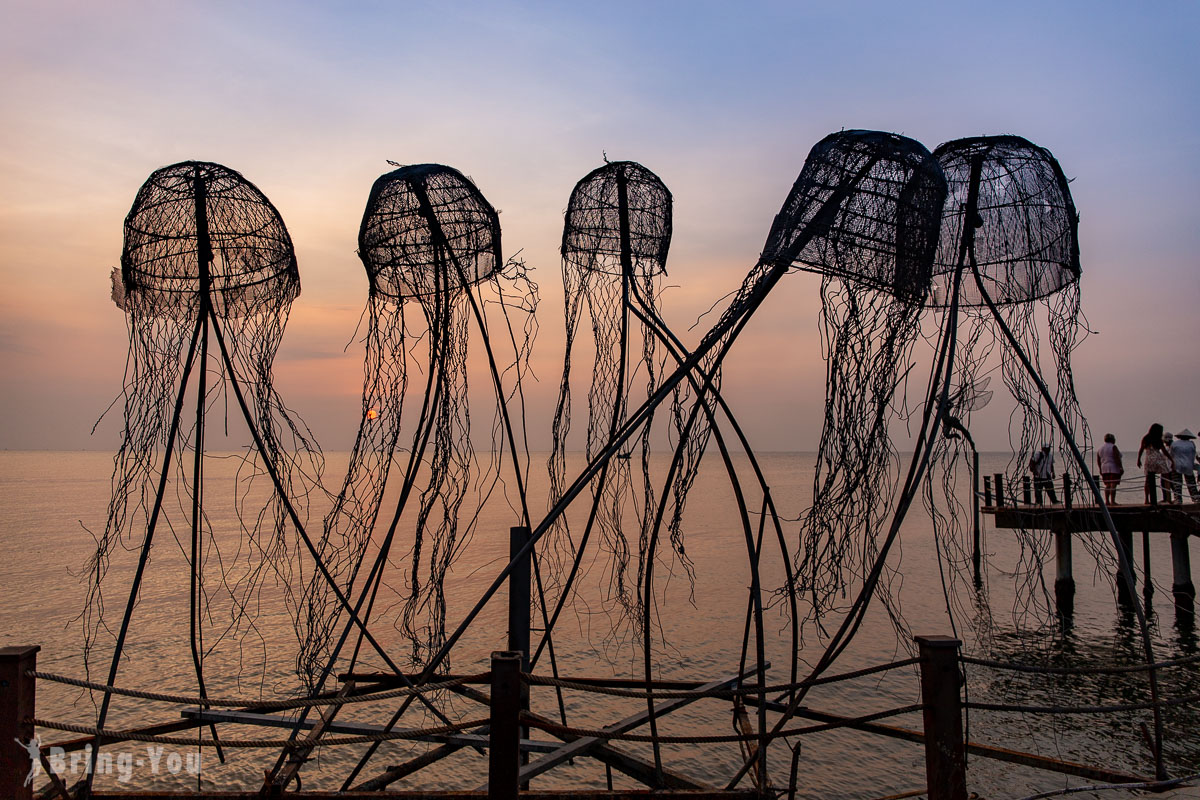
(1171, 531, 1196, 618)
(1054, 533, 1074, 617)
(1143, 530, 1154, 602)
(1117, 530, 1136, 608)
(916, 635, 966, 800)
(0, 645, 38, 800)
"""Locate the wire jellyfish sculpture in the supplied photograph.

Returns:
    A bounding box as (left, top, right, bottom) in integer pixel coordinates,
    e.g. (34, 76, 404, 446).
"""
(545, 160, 708, 647)
(776, 133, 948, 633)
(83, 160, 322, 784)
(919, 136, 1088, 628)
(622, 130, 947, 784)
(911, 134, 1167, 780)
(299, 163, 537, 687)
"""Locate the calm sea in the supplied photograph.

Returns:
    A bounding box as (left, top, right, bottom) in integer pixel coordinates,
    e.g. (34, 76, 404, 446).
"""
(1, 450, 1196, 797)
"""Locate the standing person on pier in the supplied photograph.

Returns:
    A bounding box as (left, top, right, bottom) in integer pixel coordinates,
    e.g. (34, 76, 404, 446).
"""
(1097, 433, 1124, 505)
(1170, 429, 1199, 503)
(1163, 431, 1180, 503)
(1137, 423, 1172, 504)
(1029, 444, 1058, 505)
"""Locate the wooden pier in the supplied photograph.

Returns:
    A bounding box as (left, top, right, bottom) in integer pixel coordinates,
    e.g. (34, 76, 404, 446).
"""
(981, 472, 1199, 617)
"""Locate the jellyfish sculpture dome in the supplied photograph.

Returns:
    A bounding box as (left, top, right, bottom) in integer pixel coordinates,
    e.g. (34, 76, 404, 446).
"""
(300, 163, 536, 680)
(115, 161, 299, 315)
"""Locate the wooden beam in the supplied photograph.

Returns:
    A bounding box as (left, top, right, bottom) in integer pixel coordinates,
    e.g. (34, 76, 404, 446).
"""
(494, 664, 766, 790)
(741, 698, 1151, 786)
(342, 673, 712, 691)
(182, 708, 558, 752)
(89, 792, 758, 800)
(985, 505, 1200, 535)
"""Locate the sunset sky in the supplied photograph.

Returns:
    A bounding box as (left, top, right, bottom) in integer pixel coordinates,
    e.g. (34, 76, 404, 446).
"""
(1, 1, 1197, 452)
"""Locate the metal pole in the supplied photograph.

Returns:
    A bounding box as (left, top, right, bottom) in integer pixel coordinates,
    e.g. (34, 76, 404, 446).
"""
(916, 635, 966, 800)
(972, 450, 981, 586)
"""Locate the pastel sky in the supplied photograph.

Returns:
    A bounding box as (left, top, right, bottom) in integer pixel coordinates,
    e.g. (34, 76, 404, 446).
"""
(1, 0, 1197, 452)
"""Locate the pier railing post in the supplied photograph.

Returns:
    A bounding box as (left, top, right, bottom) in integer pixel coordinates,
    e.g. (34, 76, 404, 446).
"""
(994, 474, 1005, 507)
(489, 650, 524, 800)
(916, 635, 966, 800)
(1024, 476, 1034, 506)
(1, 645, 39, 800)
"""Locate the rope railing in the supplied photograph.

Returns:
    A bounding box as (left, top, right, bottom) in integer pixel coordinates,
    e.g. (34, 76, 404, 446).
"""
(33, 716, 489, 748)
(965, 691, 1200, 715)
(962, 652, 1200, 675)
(27, 669, 485, 711)
(521, 657, 922, 699)
(518, 703, 925, 744)
(980, 471, 1200, 505)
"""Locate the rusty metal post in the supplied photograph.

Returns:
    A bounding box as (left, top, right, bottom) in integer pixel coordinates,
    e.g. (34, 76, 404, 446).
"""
(1, 645, 39, 800)
(916, 635, 966, 800)
(489, 651, 524, 800)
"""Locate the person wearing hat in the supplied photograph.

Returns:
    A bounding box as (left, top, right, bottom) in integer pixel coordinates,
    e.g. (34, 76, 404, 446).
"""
(1029, 443, 1058, 505)
(1170, 429, 1199, 503)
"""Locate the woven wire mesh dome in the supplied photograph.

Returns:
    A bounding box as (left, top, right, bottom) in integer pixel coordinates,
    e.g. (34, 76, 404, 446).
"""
(760, 130, 947, 302)
(359, 163, 502, 299)
(118, 161, 298, 317)
(929, 135, 1080, 307)
(562, 160, 672, 277)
